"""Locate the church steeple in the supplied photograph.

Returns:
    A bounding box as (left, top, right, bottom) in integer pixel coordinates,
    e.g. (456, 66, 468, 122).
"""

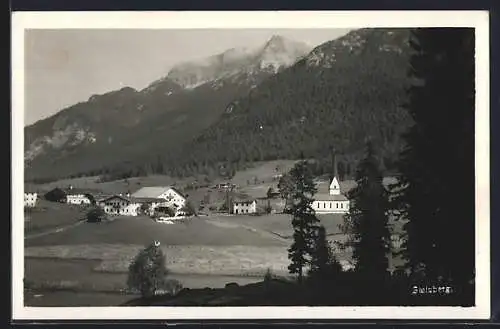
(329, 176, 340, 195)
(330, 149, 340, 195)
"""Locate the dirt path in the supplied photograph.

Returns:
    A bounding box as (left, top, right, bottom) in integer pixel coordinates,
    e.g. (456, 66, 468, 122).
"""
(25, 220, 85, 240)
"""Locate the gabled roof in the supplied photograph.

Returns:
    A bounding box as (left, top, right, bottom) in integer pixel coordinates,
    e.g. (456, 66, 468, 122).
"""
(233, 198, 256, 204)
(131, 186, 185, 199)
(100, 195, 132, 203)
(329, 177, 340, 189)
(130, 197, 166, 203)
(65, 187, 101, 195)
(314, 193, 349, 202)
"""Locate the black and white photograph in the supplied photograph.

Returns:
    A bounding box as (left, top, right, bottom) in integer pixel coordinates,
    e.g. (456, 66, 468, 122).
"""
(11, 11, 490, 320)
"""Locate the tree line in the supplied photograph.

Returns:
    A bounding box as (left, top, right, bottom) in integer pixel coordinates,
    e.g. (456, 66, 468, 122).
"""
(275, 27, 475, 305)
(122, 28, 475, 306)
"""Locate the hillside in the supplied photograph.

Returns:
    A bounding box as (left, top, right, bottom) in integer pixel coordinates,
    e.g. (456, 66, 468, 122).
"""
(155, 28, 414, 178)
(24, 36, 311, 182)
(25, 29, 414, 182)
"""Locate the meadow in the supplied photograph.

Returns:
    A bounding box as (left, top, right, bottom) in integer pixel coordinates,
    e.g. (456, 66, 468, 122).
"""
(24, 199, 87, 235)
(22, 161, 402, 306)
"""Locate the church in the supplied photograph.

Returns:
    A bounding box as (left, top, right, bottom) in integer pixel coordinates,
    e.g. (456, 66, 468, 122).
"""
(311, 176, 350, 214)
(311, 154, 350, 214)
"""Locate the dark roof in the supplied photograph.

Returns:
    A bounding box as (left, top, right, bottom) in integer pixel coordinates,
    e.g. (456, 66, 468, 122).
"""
(314, 193, 349, 202)
(65, 187, 101, 195)
(130, 197, 166, 203)
(99, 195, 132, 203)
(233, 198, 256, 204)
(100, 195, 168, 204)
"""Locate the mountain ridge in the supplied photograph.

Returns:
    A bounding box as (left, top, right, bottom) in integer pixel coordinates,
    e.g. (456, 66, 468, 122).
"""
(24, 34, 313, 181)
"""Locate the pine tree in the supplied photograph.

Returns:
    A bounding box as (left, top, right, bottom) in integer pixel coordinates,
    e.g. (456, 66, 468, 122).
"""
(341, 141, 391, 282)
(392, 28, 475, 291)
(309, 225, 343, 283)
(286, 160, 319, 284)
(277, 173, 295, 214)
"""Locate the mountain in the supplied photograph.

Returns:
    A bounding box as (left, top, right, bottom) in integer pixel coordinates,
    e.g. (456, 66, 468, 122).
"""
(24, 35, 312, 182)
(155, 28, 414, 178)
(157, 35, 311, 89)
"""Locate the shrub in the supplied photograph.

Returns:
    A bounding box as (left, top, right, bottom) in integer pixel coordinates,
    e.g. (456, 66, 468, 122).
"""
(180, 201, 196, 216)
(127, 241, 169, 298)
(156, 279, 183, 296)
(86, 207, 107, 223)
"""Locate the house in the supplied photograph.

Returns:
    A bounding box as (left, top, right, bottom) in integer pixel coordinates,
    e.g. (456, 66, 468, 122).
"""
(24, 192, 38, 208)
(64, 185, 101, 205)
(66, 189, 92, 205)
(98, 195, 142, 216)
(232, 199, 257, 214)
(311, 176, 350, 214)
(132, 197, 167, 216)
(131, 186, 187, 210)
(44, 187, 68, 203)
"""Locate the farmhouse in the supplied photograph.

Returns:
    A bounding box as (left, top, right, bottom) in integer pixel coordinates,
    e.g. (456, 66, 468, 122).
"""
(24, 192, 38, 208)
(232, 199, 257, 214)
(131, 186, 186, 210)
(312, 177, 350, 214)
(98, 195, 142, 216)
(133, 197, 168, 216)
(64, 186, 96, 205)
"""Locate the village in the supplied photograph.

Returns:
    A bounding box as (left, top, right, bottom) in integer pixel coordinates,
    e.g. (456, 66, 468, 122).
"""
(24, 163, 352, 224)
(23, 160, 406, 307)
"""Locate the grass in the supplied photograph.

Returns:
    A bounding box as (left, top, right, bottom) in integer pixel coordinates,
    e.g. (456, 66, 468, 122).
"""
(26, 244, 291, 276)
(207, 213, 347, 239)
(25, 290, 134, 307)
(25, 216, 288, 247)
(24, 199, 88, 234)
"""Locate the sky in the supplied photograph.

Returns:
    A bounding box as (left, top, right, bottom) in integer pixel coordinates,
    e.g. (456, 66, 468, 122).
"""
(24, 28, 351, 126)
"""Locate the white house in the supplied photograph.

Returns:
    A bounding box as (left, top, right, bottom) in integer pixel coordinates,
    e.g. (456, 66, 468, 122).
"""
(24, 192, 38, 208)
(312, 177, 350, 214)
(66, 193, 92, 205)
(232, 199, 257, 214)
(131, 186, 186, 210)
(98, 195, 142, 216)
(132, 197, 166, 216)
(65, 186, 93, 205)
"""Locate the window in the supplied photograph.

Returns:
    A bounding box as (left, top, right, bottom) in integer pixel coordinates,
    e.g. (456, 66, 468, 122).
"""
(336, 203, 339, 208)
(330, 202, 332, 208)
(340, 203, 343, 208)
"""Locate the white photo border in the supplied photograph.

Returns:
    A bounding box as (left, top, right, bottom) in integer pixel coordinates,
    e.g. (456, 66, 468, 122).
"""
(11, 10, 491, 320)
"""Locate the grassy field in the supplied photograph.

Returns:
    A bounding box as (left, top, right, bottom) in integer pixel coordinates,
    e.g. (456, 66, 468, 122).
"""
(23, 165, 403, 306)
(24, 199, 88, 235)
(26, 244, 291, 276)
(25, 216, 288, 247)
(24, 257, 263, 306)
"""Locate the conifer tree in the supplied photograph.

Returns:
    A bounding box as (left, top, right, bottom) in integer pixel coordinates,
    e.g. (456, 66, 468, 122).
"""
(341, 141, 391, 282)
(286, 160, 319, 284)
(392, 28, 475, 290)
(309, 225, 343, 282)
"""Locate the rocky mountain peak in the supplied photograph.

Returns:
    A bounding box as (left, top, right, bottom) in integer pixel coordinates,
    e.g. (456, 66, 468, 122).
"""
(156, 35, 311, 89)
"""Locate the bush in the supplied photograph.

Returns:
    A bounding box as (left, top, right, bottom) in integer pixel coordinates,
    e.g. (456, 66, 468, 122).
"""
(127, 241, 169, 298)
(156, 279, 183, 296)
(86, 207, 107, 223)
(180, 201, 197, 216)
